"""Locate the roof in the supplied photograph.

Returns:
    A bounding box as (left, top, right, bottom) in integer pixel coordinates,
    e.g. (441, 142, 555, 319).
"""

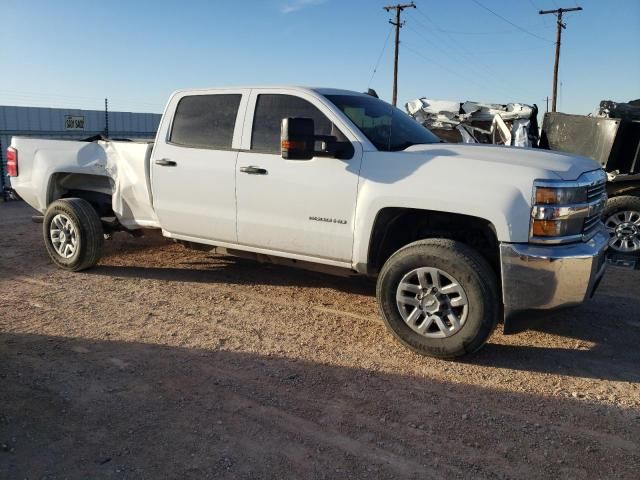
(170, 86, 367, 97)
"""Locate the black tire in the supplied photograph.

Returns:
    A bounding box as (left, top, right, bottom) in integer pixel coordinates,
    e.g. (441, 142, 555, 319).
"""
(376, 239, 499, 358)
(603, 195, 640, 256)
(43, 198, 104, 271)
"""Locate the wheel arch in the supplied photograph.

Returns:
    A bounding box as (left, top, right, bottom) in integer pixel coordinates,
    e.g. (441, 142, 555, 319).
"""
(365, 207, 501, 278)
(46, 172, 114, 217)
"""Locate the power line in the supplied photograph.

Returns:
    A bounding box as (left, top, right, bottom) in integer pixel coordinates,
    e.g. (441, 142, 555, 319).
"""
(402, 43, 490, 91)
(475, 45, 546, 54)
(433, 28, 516, 35)
(406, 13, 494, 79)
(407, 10, 516, 93)
(412, 8, 516, 35)
(403, 24, 490, 88)
(407, 24, 484, 88)
(470, 0, 554, 43)
(411, 9, 502, 75)
(368, 25, 394, 88)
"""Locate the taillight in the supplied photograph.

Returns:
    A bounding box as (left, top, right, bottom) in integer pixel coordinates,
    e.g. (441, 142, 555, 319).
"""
(7, 147, 18, 176)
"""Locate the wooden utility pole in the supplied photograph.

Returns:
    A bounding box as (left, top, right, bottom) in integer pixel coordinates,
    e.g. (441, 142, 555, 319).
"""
(383, 2, 415, 106)
(539, 6, 582, 112)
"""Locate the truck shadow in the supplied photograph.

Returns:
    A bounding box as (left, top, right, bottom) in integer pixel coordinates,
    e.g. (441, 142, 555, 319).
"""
(89, 257, 640, 384)
(1, 332, 638, 479)
(94, 254, 377, 297)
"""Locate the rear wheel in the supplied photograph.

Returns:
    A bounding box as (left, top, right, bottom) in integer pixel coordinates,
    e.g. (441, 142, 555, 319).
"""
(43, 198, 104, 271)
(604, 195, 640, 256)
(376, 239, 499, 358)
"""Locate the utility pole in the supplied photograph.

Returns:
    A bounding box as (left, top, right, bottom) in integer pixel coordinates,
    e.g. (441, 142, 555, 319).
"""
(539, 6, 582, 113)
(104, 98, 109, 138)
(383, 2, 415, 106)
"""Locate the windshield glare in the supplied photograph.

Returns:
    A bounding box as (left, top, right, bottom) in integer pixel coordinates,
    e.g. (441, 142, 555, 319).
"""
(324, 94, 441, 152)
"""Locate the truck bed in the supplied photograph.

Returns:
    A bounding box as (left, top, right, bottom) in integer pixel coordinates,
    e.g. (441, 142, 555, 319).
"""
(9, 137, 160, 229)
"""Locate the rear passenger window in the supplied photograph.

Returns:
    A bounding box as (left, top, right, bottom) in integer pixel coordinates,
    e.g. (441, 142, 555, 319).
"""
(251, 94, 333, 153)
(170, 94, 241, 149)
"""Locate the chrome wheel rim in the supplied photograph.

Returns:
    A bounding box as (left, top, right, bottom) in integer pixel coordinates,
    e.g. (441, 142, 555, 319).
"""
(396, 267, 469, 339)
(50, 213, 78, 258)
(605, 210, 640, 253)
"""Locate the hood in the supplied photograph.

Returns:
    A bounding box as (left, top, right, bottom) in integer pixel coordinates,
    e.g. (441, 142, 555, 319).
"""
(404, 143, 601, 180)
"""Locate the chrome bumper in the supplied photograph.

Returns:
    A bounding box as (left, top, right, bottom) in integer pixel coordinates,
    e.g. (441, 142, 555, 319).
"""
(500, 230, 608, 320)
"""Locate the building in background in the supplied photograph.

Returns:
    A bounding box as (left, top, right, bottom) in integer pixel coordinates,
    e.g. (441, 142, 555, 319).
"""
(1, 105, 161, 199)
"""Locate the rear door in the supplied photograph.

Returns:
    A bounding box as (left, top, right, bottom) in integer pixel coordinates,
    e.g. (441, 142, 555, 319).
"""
(151, 89, 249, 242)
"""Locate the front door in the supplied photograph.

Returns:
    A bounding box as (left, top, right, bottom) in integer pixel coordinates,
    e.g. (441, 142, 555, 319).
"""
(236, 91, 362, 262)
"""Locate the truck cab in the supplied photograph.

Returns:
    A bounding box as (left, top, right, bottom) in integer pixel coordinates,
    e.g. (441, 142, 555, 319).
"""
(151, 87, 365, 265)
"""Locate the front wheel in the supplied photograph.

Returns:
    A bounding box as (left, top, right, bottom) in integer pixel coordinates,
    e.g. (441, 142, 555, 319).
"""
(43, 198, 104, 271)
(376, 239, 499, 358)
(604, 195, 640, 256)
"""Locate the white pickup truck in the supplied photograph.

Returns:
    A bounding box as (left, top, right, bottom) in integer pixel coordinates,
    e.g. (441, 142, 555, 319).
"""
(7, 86, 609, 358)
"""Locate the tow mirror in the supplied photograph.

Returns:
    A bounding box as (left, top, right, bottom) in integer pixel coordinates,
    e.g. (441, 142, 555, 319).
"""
(281, 117, 315, 160)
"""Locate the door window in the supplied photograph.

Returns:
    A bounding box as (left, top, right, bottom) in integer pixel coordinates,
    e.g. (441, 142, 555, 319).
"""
(170, 94, 241, 149)
(251, 94, 335, 154)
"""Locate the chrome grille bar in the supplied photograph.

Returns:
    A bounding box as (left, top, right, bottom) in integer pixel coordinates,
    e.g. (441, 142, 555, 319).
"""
(582, 173, 607, 240)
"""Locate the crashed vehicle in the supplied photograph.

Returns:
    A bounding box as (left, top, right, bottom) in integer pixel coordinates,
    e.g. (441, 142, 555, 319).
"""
(7, 86, 608, 358)
(406, 98, 539, 147)
(541, 100, 640, 257)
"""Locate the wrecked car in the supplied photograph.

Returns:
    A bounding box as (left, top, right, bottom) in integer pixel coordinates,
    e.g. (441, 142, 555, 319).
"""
(406, 98, 539, 147)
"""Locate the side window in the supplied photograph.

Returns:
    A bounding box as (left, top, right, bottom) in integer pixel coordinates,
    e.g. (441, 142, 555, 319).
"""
(170, 94, 241, 149)
(251, 94, 334, 153)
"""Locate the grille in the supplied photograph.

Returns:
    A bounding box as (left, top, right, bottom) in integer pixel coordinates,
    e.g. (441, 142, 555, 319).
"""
(582, 178, 607, 239)
(586, 181, 607, 202)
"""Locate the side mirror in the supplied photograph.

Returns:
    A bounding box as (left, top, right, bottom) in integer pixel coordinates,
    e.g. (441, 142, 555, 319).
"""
(281, 117, 315, 160)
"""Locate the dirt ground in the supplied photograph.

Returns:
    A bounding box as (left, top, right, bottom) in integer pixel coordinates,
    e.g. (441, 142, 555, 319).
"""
(1, 201, 639, 479)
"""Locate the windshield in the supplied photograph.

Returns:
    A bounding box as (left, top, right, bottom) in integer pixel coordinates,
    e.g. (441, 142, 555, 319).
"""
(324, 94, 441, 151)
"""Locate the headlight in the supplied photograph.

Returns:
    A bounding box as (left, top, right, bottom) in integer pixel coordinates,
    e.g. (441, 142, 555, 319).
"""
(534, 186, 587, 205)
(530, 171, 607, 244)
(531, 216, 586, 238)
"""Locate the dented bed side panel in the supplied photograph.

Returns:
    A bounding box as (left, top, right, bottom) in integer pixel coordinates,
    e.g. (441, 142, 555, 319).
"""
(8, 137, 159, 228)
(102, 141, 159, 228)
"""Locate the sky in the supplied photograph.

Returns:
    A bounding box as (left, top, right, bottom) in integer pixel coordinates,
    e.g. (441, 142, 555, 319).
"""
(1, 0, 638, 115)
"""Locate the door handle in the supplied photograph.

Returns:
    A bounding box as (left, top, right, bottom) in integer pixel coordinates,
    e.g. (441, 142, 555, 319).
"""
(155, 158, 177, 167)
(240, 166, 268, 175)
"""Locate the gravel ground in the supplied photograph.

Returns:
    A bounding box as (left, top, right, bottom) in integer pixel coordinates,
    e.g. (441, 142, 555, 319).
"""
(1, 200, 639, 479)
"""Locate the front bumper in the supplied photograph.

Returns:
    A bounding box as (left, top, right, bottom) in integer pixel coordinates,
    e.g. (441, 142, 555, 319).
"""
(500, 229, 608, 320)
